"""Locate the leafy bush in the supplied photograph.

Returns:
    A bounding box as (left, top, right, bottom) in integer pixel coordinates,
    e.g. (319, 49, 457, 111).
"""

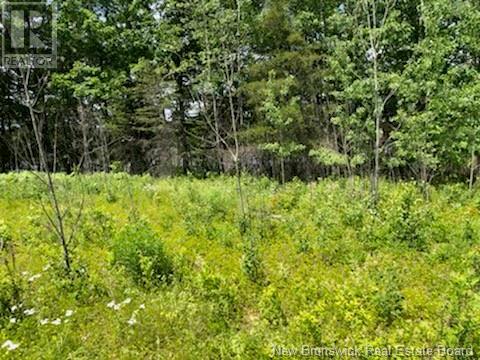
(195, 270, 239, 327)
(242, 237, 264, 284)
(113, 221, 173, 287)
(80, 210, 114, 246)
(259, 285, 286, 326)
(374, 271, 404, 325)
(384, 185, 431, 249)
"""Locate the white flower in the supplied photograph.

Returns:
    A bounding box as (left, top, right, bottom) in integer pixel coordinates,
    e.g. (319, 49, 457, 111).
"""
(139, 304, 145, 310)
(127, 309, 139, 326)
(51, 318, 62, 326)
(122, 298, 132, 305)
(107, 301, 116, 309)
(9, 318, 16, 324)
(40, 319, 49, 325)
(42, 264, 51, 271)
(107, 300, 124, 311)
(23, 308, 35, 316)
(1, 340, 19, 351)
(21, 271, 29, 277)
(127, 315, 137, 326)
(11, 305, 18, 312)
(65, 310, 74, 317)
(28, 274, 42, 282)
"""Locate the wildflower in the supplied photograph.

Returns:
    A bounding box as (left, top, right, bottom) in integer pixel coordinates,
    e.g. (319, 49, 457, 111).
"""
(107, 301, 116, 309)
(51, 319, 62, 326)
(42, 264, 51, 271)
(127, 313, 137, 326)
(23, 308, 35, 316)
(122, 298, 132, 305)
(65, 310, 74, 317)
(107, 300, 121, 311)
(9, 318, 16, 324)
(40, 319, 49, 325)
(10, 305, 18, 312)
(139, 304, 145, 310)
(28, 274, 42, 282)
(1, 340, 19, 351)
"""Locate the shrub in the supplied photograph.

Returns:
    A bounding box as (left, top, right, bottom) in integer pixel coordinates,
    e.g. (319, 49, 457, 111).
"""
(374, 270, 404, 325)
(259, 285, 286, 326)
(80, 210, 114, 246)
(242, 236, 264, 284)
(196, 270, 239, 326)
(386, 186, 431, 249)
(113, 221, 173, 287)
(463, 221, 475, 244)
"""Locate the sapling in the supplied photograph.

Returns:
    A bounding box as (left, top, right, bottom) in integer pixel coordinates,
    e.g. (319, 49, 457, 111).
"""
(17, 66, 84, 272)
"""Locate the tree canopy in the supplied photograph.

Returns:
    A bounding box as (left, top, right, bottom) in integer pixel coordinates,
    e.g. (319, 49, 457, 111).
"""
(1, 0, 480, 186)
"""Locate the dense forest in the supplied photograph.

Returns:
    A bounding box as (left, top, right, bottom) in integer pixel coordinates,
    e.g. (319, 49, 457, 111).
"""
(2, 0, 480, 187)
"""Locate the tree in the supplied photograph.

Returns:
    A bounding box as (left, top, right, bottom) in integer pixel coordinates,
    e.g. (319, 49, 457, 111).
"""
(19, 66, 73, 272)
(362, 0, 400, 201)
(394, 0, 480, 188)
(259, 71, 305, 183)
(181, 0, 255, 217)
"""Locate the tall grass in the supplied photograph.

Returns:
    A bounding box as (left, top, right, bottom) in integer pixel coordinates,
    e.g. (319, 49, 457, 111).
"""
(0, 173, 479, 358)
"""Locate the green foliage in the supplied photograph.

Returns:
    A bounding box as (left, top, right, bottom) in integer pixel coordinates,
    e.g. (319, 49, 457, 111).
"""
(1, 174, 480, 358)
(259, 286, 286, 326)
(194, 269, 239, 326)
(0, 222, 21, 318)
(309, 147, 349, 167)
(3, 0, 480, 186)
(113, 221, 173, 287)
(374, 269, 404, 325)
(242, 236, 264, 284)
(257, 71, 306, 163)
(80, 210, 114, 246)
(387, 186, 431, 249)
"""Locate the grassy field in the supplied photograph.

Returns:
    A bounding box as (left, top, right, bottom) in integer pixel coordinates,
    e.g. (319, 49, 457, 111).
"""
(1, 173, 480, 359)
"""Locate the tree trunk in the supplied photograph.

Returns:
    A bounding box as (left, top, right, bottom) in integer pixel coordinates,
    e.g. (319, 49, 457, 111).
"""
(175, 74, 190, 174)
(372, 43, 381, 203)
(22, 69, 71, 272)
(78, 99, 91, 173)
(100, 123, 110, 173)
(365, 0, 383, 204)
(53, 116, 58, 173)
(470, 148, 476, 191)
(212, 94, 223, 172)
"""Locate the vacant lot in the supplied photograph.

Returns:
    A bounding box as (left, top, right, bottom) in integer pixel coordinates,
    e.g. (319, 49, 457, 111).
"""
(1, 173, 479, 359)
